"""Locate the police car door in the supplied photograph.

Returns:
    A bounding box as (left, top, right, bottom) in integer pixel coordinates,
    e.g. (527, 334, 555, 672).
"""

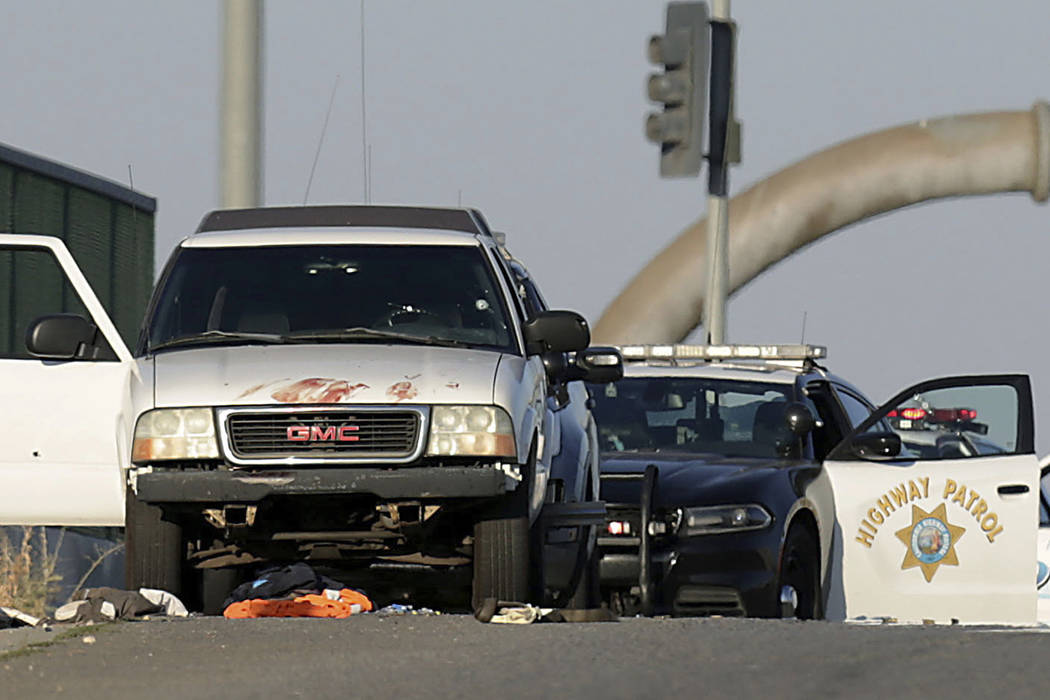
(822, 375, 1038, 624)
(0, 235, 134, 526)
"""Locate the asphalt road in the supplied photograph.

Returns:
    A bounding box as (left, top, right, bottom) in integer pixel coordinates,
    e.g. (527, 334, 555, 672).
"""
(2, 615, 1046, 699)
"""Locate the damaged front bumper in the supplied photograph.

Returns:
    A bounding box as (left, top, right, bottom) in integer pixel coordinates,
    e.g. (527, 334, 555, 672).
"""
(132, 465, 511, 504)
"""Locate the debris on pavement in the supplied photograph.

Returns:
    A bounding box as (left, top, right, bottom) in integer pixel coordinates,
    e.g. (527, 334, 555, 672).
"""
(372, 603, 441, 616)
(222, 563, 347, 609)
(224, 588, 373, 619)
(138, 588, 189, 617)
(222, 563, 373, 619)
(1, 606, 45, 629)
(473, 599, 617, 624)
(54, 587, 162, 624)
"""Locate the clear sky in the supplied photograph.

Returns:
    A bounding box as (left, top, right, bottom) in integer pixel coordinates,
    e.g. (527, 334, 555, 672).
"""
(3, 1, 1049, 446)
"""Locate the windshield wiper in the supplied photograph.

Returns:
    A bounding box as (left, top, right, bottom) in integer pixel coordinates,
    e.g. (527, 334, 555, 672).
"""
(150, 330, 288, 352)
(283, 327, 473, 348)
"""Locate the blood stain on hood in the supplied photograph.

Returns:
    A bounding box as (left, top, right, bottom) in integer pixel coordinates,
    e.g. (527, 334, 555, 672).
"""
(237, 383, 269, 399)
(268, 378, 369, 403)
(386, 381, 419, 402)
(318, 381, 369, 403)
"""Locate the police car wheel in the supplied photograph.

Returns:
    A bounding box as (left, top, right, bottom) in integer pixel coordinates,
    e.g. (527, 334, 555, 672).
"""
(778, 524, 821, 620)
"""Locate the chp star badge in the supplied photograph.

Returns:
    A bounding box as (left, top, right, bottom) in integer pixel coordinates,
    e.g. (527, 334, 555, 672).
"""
(895, 503, 965, 582)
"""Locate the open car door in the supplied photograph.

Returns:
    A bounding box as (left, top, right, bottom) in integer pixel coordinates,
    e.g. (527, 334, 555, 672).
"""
(823, 374, 1038, 624)
(0, 234, 136, 526)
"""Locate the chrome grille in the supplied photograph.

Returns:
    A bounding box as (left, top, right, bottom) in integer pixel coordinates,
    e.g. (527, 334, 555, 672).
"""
(223, 408, 422, 462)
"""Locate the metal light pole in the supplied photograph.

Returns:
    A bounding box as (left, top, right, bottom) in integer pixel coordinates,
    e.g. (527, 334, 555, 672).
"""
(702, 0, 737, 345)
(220, 0, 264, 209)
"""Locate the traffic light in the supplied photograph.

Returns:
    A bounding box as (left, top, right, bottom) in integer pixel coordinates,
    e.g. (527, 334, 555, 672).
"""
(645, 2, 709, 178)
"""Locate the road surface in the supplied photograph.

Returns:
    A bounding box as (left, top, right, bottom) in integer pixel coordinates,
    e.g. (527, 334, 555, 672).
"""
(2, 614, 1044, 699)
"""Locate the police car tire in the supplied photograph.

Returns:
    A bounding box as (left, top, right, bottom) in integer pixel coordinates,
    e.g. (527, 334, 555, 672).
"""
(124, 486, 184, 596)
(779, 523, 822, 620)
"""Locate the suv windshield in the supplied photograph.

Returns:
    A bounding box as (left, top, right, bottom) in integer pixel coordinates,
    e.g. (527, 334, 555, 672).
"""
(144, 244, 515, 353)
(589, 377, 795, 459)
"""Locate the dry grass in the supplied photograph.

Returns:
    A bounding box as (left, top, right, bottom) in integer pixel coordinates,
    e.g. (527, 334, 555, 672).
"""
(0, 527, 62, 618)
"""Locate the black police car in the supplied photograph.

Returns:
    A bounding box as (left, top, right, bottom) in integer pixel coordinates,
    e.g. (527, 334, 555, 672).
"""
(589, 344, 871, 619)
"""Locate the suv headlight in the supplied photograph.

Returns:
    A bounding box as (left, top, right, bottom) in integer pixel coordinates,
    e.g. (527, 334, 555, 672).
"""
(679, 504, 772, 536)
(426, 405, 516, 457)
(132, 408, 219, 462)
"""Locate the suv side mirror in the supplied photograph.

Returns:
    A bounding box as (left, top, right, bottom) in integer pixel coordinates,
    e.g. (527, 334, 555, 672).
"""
(783, 402, 816, 436)
(26, 314, 99, 360)
(573, 346, 623, 384)
(850, 431, 902, 459)
(523, 310, 590, 355)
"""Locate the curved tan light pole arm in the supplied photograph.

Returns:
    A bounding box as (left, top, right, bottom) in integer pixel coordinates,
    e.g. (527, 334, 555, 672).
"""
(593, 102, 1050, 344)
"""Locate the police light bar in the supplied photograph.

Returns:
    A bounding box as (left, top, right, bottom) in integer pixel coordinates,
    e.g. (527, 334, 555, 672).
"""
(931, 408, 977, 423)
(888, 408, 928, 420)
(615, 344, 827, 362)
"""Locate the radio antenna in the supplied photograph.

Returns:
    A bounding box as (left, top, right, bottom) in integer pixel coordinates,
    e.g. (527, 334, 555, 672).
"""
(799, 310, 808, 345)
(303, 75, 341, 204)
(359, 0, 368, 202)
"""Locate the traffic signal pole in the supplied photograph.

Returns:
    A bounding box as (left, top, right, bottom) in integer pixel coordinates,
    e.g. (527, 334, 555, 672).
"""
(703, 0, 736, 344)
(645, 1, 738, 345)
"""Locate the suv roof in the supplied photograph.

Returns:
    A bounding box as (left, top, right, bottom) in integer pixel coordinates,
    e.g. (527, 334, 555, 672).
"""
(196, 205, 493, 237)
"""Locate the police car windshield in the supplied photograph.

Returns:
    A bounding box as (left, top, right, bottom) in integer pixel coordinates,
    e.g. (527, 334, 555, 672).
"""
(144, 244, 515, 353)
(590, 377, 795, 459)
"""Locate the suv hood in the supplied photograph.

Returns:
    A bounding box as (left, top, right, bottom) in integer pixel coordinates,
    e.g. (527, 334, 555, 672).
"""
(151, 344, 500, 407)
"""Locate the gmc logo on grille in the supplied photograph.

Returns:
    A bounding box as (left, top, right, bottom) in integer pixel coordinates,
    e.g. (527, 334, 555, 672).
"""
(287, 425, 360, 442)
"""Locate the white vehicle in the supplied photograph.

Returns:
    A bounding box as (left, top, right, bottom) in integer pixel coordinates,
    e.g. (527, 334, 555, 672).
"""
(591, 344, 1040, 624)
(1037, 456, 1050, 622)
(0, 205, 620, 612)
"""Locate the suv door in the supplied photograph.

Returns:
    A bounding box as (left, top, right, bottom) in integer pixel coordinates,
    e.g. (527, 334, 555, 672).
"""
(823, 374, 1038, 624)
(0, 235, 135, 526)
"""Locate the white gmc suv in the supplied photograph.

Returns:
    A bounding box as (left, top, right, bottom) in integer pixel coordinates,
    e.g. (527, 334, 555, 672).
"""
(2, 205, 620, 612)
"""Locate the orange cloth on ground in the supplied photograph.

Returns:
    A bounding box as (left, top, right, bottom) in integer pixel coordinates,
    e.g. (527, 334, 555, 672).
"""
(223, 588, 373, 619)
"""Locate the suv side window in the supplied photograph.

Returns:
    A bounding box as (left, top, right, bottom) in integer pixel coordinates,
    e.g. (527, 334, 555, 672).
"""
(487, 247, 527, 325)
(518, 277, 547, 318)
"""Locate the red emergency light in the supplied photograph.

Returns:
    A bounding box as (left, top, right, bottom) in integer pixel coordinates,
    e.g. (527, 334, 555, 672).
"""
(887, 407, 927, 420)
(931, 408, 977, 422)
